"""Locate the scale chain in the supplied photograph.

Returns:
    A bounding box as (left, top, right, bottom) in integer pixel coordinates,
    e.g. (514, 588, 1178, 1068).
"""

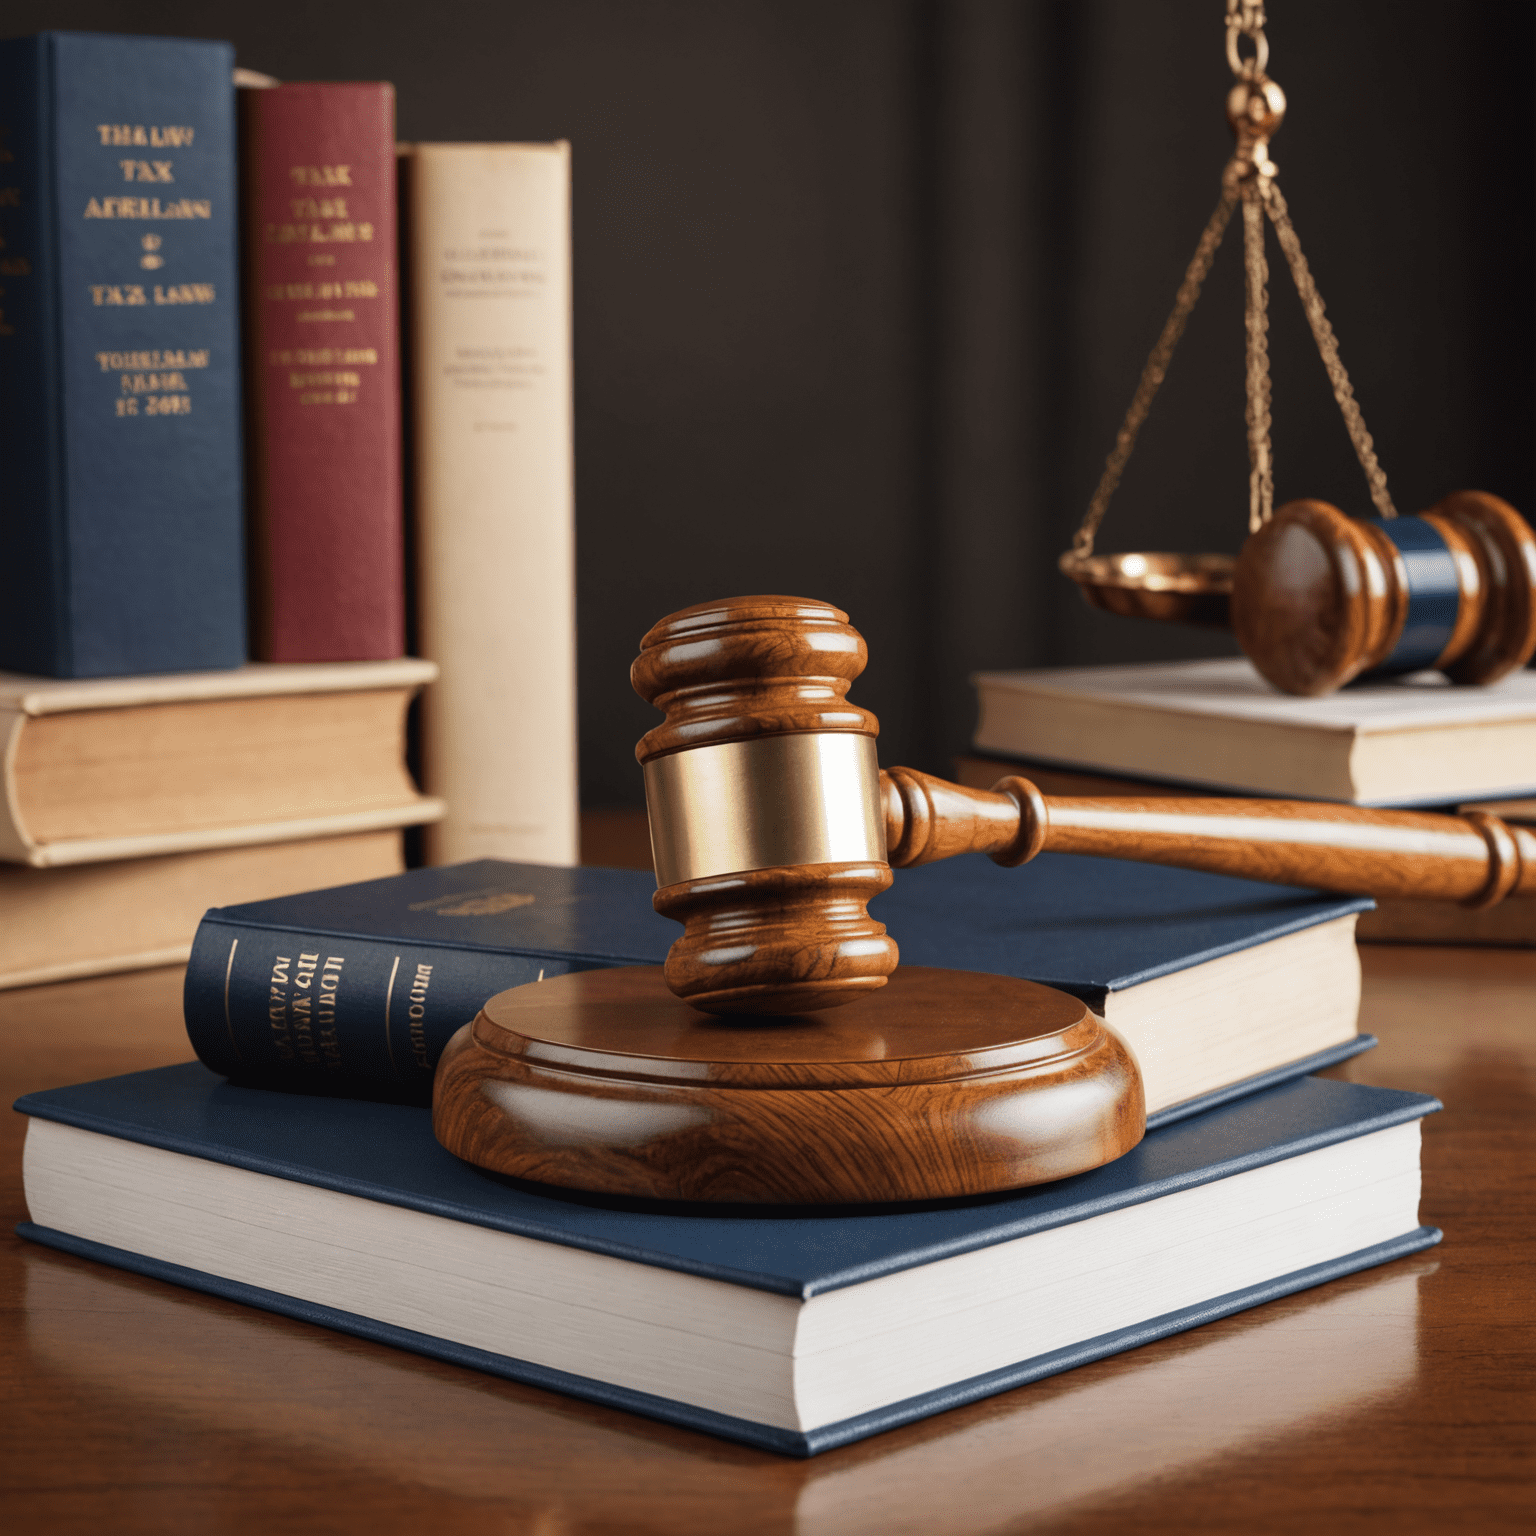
(1241, 184, 1275, 531)
(1067, 0, 1397, 564)
(1072, 191, 1237, 561)
(1259, 177, 1398, 519)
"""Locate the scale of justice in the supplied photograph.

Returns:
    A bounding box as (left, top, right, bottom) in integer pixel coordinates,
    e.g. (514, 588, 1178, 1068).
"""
(435, 5, 1536, 1206)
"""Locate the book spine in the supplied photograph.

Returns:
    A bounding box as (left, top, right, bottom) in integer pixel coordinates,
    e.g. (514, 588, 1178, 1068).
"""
(240, 83, 404, 662)
(0, 33, 246, 679)
(183, 914, 591, 1101)
(404, 144, 578, 866)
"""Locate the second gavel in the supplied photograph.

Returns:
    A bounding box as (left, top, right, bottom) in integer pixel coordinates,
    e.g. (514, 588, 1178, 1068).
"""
(633, 594, 1536, 1016)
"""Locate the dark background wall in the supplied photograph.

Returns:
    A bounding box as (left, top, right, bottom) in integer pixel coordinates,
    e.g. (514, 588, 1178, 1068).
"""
(10, 0, 1531, 805)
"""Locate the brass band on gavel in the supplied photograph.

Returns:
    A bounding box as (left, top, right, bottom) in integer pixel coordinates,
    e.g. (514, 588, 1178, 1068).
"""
(632, 595, 1535, 1016)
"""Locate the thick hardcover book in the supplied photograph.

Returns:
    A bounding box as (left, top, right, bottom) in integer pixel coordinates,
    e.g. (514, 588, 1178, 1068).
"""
(0, 31, 246, 678)
(239, 82, 404, 662)
(401, 143, 577, 865)
(0, 828, 403, 990)
(972, 657, 1536, 805)
(0, 657, 442, 865)
(15, 1065, 1442, 1456)
(183, 856, 1373, 1115)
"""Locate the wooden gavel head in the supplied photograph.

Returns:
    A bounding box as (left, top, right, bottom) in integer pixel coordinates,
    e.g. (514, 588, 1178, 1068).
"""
(632, 595, 900, 1015)
(1231, 491, 1536, 696)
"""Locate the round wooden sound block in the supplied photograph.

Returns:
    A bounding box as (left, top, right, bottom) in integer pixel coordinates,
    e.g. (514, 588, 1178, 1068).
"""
(432, 965, 1145, 1204)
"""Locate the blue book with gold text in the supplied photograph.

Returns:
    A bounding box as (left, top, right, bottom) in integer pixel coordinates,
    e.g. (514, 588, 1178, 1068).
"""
(15, 1065, 1440, 1455)
(0, 31, 244, 676)
(183, 855, 1375, 1119)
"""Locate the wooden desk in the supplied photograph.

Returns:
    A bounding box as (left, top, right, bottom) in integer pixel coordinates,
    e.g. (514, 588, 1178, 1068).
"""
(3, 943, 1532, 1532)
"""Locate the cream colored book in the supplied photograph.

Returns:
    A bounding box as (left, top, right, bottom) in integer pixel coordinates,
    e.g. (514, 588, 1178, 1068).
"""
(0, 830, 404, 989)
(973, 657, 1536, 805)
(403, 143, 578, 867)
(0, 659, 443, 866)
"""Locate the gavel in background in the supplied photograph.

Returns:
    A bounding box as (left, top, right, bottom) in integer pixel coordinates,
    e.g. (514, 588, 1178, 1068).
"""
(633, 594, 1536, 1017)
(1231, 490, 1536, 695)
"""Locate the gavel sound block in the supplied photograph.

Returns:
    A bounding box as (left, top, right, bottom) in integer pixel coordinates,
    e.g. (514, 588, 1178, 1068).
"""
(434, 595, 1536, 1205)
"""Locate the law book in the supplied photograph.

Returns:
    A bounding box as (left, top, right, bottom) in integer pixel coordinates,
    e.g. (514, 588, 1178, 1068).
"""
(15, 1064, 1442, 1456)
(955, 753, 1536, 949)
(0, 828, 403, 990)
(239, 81, 405, 662)
(972, 657, 1536, 806)
(400, 143, 577, 867)
(0, 31, 246, 678)
(0, 658, 442, 866)
(183, 856, 1373, 1116)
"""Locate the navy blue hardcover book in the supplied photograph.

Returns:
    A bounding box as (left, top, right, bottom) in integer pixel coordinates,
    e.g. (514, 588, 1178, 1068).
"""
(0, 31, 245, 677)
(183, 855, 1375, 1116)
(15, 1065, 1441, 1456)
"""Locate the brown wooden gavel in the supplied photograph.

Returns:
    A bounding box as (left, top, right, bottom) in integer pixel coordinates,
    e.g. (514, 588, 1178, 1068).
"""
(633, 595, 1536, 1016)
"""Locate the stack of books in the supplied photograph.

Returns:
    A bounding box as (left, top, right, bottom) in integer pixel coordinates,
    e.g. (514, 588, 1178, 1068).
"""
(0, 30, 581, 983)
(16, 855, 1443, 1454)
(965, 656, 1536, 946)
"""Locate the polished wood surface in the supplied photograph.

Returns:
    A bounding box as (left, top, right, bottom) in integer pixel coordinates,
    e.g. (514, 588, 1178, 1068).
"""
(4, 941, 1532, 1531)
(632, 596, 1536, 1017)
(881, 764, 1536, 903)
(432, 964, 1141, 1203)
(653, 860, 898, 1015)
(630, 594, 878, 762)
(635, 596, 896, 1013)
(954, 755, 1536, 947)
(1231, 492, 1536, 696)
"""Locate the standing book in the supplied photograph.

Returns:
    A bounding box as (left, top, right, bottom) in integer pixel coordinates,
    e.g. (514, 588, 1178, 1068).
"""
(15, 1064, 1441, 1456)
(182, 855, 1373, 1117)
(239, 81, 405, 662)
(0, 31, 246, 677)
(400, 143, 577, 867)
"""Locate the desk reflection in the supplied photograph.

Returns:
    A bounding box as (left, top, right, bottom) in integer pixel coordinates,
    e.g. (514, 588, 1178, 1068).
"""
(24, 1248, 1431, 1534)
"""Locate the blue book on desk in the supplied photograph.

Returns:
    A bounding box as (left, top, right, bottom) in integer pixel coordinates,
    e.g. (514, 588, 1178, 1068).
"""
(0, 32, 245, 677)
(14, 1064, 1441, 1456)
(183, 855, 1374, 1119)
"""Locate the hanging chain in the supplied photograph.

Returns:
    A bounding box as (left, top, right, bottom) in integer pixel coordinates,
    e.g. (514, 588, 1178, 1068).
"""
(1226, 1, 1269, 82)
(1071, 192, 1238, 561)
(1258, 178, 1397, 518)
(1241, 188, 1274, 531)
(1066, 0, 1397, 563)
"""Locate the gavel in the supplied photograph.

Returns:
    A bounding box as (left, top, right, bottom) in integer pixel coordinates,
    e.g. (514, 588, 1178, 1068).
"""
(1231, 490, 1536, 695)
(634, 593, 1536, 1016)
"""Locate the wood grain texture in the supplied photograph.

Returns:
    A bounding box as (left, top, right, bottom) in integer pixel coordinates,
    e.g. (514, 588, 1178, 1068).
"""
(630, 595, 878, 762)
(881, 765, 1536, 904)
(432, 963, 1142, 1202)
(631, 596, 1536, 1017)
(3, 941, 1534, 1532)
(1436, 490, 1536, 685)
(1231, 493, 1536, 696)
(652, 860, 897, 1014)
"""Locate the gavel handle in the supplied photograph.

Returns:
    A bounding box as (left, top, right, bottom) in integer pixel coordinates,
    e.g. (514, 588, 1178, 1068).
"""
(879, 767, 1536, 907)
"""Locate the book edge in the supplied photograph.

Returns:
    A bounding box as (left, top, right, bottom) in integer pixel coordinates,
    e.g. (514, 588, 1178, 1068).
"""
(0, 657, 439, 714)
(1094, 901, 1373, 993)
(13, 1070, 1443, 1297)
(25, 798, 445, 868)
(14, 1221, 1442, 1457)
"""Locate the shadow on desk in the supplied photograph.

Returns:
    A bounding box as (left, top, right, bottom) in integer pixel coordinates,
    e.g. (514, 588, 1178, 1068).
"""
(21, 1245, 1430, 1534)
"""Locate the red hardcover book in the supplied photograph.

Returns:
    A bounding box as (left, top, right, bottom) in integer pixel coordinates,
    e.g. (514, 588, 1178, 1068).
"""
(240, 82, 404, 661)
